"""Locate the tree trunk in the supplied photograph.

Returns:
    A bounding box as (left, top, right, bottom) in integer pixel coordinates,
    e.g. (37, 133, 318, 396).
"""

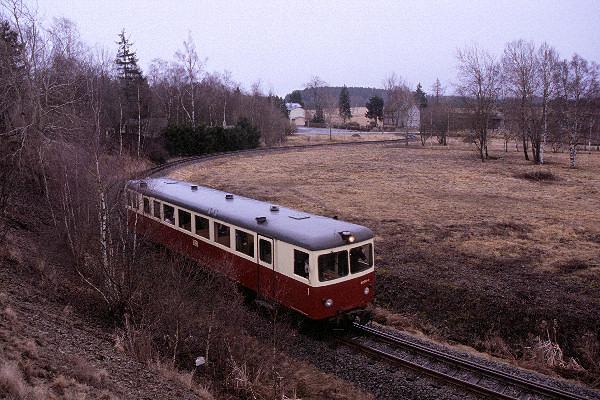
(540, 108, 547, 164)
(119, 100, 123, 157)
(137, 85, 141, 158)
(522, 131, 529, 161)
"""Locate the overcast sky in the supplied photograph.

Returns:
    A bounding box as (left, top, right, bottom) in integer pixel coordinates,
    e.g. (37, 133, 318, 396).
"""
(32, 0, 600, 96)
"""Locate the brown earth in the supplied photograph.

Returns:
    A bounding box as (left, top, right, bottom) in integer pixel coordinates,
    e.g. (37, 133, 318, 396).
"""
(169, 140, 600, 382)
(0, 238, 209, 399)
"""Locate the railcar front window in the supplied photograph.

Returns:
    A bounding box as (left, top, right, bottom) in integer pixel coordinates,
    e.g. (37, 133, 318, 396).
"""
(350, 243, 373, 273)
(294, 250, 309, 279)
(143, 198, 151, 214)
(214, 222, 230, 247)
(259, 239, 272, 264)
(195, 215, 209, 238)
(163, 204, 175, 225)
(178, 209, 192, 231)
(318, 250, 349, 282)
(132, 193, 139, 210)
(153, 200, 161, 218)
(235, 230, 254, 257)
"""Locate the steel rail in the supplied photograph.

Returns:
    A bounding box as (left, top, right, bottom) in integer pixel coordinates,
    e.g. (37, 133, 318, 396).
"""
(337, 335, 514, 399)
(350, 323, 590, 400)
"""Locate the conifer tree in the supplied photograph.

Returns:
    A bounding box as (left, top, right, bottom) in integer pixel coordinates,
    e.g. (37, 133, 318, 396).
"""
(414, 82, 427, 109)
(338, 85, 352, 125)
(365, 95, 384, 130)
(115, 29, 146, 156)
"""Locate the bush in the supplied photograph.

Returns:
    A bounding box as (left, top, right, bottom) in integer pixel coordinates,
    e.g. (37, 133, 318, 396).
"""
(147, 142, 169, 164)
(164, 118, 261, 156)
(516, 171, 558, 182)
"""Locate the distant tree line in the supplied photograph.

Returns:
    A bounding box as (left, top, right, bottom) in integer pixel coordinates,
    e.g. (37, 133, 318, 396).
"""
(286, 85, 386, 109)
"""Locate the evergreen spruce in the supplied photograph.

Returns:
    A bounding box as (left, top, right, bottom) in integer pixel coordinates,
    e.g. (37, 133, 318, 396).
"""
(414, 82, 428, 109)
(365, 95, 384, 129)
(338, 85, 352, 124)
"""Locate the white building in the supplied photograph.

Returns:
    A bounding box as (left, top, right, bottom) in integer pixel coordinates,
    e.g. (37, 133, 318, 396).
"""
(285, 102, 306, 127)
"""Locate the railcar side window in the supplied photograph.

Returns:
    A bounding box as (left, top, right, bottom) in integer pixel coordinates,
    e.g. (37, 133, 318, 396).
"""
(259, 239, 272, 264)
(350, 244, 373, 273)
(318, 250, 349, 282)
(153, 200, 161, 218)
(178, 209, 192, 231)
(143, 197, 151, 214)
(235, 230, 254, 257)
(214, 222, 230, 247)
(163, 204, 175, 225)
(195, 215, 209, 238)
(294, 250, 310, 279)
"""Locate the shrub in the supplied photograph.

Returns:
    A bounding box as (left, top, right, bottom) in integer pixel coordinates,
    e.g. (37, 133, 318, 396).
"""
(164, 119, 261, 156)
(516, 171, 558, 182)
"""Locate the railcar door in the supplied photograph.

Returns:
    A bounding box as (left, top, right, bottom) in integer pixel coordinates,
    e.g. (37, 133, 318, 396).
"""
(257, 236, 275, 299)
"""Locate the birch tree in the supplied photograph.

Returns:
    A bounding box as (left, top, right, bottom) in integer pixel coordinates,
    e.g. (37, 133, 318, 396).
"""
(502, 40, 538, 162)
(175, 32, 204, 129)
(456, 44, 501, 161)
(536, 43, 560, 164)
(556, 54, 598, 167)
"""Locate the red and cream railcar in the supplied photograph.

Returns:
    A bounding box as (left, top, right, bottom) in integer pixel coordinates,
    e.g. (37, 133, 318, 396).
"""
(126, 178, 375, 322)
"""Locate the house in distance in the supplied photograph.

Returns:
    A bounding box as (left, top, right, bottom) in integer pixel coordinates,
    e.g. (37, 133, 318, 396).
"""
(286, 102, 306, 127)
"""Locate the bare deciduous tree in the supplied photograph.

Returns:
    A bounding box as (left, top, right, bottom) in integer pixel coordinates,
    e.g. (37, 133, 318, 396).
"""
(456, 44, 501, 161)
(502, 39, 538, 162)
(175, 31, 204, 129)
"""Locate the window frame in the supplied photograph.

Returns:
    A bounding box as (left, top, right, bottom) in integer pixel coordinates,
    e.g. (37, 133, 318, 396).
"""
(312, 240, 374, 287)
(213, 221, 232, 248)
(178, 208, 192, 231)
(293, 249, 310, 280)
(162, 203, 176, 225)
(258, 238, 273, 266)
(143, 197, 151, 214)
(350, 243, 373, 274)
(193, 213, 211, 240)
(152, 199, 162, 219)
(234, 228, 256, 260)
(317, 249, 349, 282)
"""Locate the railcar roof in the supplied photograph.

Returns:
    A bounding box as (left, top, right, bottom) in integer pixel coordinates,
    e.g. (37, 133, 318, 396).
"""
(128, 178, 373, 251)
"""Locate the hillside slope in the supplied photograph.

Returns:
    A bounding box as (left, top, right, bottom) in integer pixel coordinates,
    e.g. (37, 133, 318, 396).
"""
(0, 230, 208, 400)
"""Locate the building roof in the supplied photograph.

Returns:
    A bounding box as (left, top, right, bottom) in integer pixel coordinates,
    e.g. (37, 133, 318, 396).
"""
(285, 102, 303, 111)
(128, 178, 373, 251)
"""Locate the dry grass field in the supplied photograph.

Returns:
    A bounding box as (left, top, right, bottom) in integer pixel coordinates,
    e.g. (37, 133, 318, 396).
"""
(169, 141, 600, 381)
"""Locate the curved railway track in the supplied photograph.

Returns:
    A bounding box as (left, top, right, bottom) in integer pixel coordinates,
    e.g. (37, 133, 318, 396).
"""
(140, 138, 405, 178)
(340, 322, 591, 400)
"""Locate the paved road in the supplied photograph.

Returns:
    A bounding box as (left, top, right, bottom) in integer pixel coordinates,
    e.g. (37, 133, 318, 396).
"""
(296, 126, 402, 136)
(296, 126, 418, 139)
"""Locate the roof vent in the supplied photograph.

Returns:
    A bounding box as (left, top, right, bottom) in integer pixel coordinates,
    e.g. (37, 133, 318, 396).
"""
(225, 194, 234, 200)
(191, 185, 198, 191)
(256, 216, 267, 224)
(139, 181, 147, 188)
(270, 205, 279, 212)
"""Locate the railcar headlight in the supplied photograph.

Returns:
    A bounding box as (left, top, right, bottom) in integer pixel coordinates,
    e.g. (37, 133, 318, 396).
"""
(339, 231, 355, 243)
(323, 298, 334, 308)
(364, 286, 370, 295)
